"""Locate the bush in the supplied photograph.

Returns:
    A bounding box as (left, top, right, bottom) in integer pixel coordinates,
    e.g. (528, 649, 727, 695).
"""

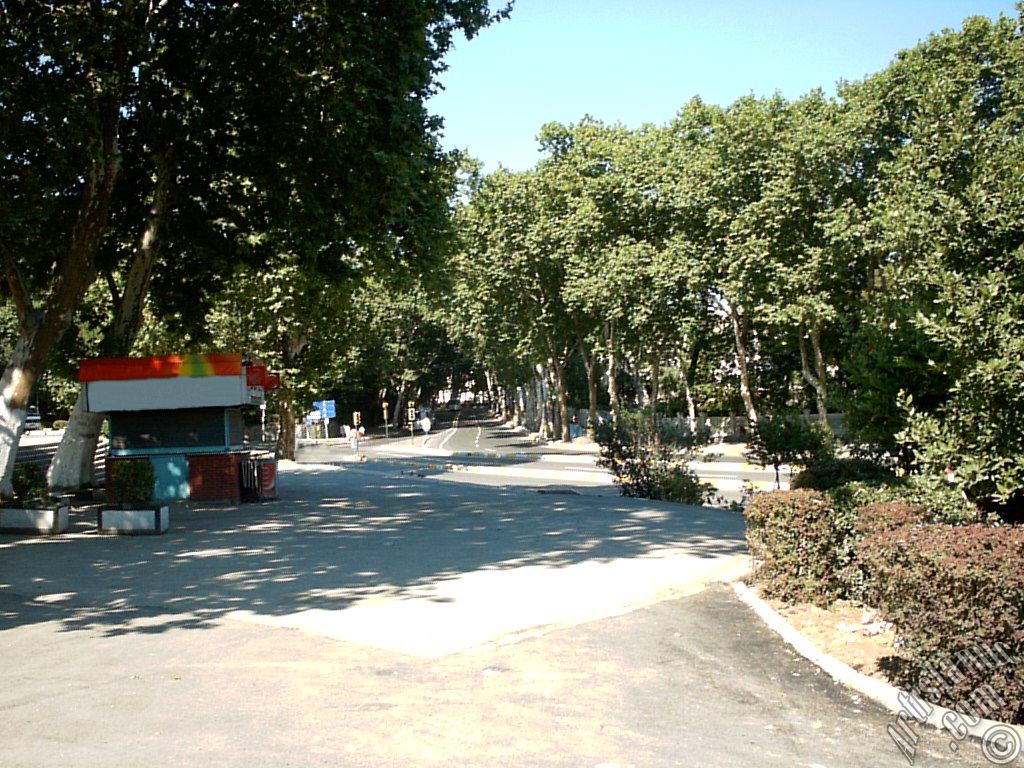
(746, 415, 835, 488)
(744, 490, 847, 604)
(597, 440, 713, 505)
(596, 408, 712, 504)
(596, 408, 708, 452)
(855, 502, 931, 537)
(599, 438, 663, 499)
(859, 524, 1024, 724)
(10, 463, 49, 507)
(790, 458, 896, 491)
(51, 420, 68, 430)
(828, 476, 979, 527)
(659, 466, 715, 506)
(110, 459, 155, 508)
(745, 486, 968, 605)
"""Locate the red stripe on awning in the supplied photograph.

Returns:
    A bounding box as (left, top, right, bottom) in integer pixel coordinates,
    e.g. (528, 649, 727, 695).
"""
(79, 353, 242, 382)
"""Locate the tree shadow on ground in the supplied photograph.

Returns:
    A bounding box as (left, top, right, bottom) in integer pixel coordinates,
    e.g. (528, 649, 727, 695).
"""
(0, 462, 745, 639)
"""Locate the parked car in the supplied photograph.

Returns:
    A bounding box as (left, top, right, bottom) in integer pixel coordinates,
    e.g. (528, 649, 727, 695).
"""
(24, 406, 42, 431)
(445, 399, 462, 413)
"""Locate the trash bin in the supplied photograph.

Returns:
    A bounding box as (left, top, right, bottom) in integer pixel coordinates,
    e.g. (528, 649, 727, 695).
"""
(240, 456, 261, 502)
(257, 457, 277, 500)
(239, 454, 276, 501)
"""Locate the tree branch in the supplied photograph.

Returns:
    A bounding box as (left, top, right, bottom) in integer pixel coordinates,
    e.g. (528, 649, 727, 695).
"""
(104, 269, 122, 308)
(2, 256, 34, 322)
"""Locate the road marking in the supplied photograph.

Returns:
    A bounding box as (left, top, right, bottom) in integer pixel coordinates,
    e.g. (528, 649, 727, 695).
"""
(438, 426, 459, 452)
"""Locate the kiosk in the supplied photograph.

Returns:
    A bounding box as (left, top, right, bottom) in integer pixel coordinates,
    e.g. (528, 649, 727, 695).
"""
(79, 353, 281, 503)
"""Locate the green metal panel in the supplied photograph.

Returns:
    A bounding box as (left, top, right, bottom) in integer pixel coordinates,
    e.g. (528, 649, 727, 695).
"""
(150, 454, 190, 502)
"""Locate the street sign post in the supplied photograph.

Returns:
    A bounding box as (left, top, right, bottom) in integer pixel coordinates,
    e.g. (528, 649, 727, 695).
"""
(382, 402, 389, 438)
(407, 404, 416, 438)
(313, 399, 336, 439)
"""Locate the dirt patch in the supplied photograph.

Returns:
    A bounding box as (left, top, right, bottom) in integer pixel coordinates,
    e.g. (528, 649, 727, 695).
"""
(767, 597, 902, 677)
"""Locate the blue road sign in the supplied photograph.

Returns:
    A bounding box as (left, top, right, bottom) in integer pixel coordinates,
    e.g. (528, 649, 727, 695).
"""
(313, 399, 336, 419)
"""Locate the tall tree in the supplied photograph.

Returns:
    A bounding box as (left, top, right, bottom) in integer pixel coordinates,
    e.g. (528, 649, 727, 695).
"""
(861, 12, 1024, 501)
(6, 0, 508, 491)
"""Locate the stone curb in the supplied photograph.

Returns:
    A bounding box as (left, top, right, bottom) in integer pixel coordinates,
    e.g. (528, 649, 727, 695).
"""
(731, 581, 1024, 752)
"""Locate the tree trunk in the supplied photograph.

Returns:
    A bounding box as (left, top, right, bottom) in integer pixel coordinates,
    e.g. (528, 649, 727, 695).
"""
(578, 340, 599, 438)
(683, 328, 704, 434)
(649, 352, 661, 445)
(483, 369, 496, 412)
(632, 358, 649, 408)
(49, 150, 174, 490)
(534, 366, 548, 439)
(553, 358, 571, 443)
(277, 391, 297, 460)
(798, 321, 831, 429)
(0, 9, 131, 497)
(547, 363, 562, 440)
(48, 398, 105, 491)
(275, 332, 308, 460)
(0, 325, 40, 496)
(680, 359, 697, 433)
(394, 387, 406, 429)
(607, 320, 619, 428)
(731, 307, 759, 425)
(0, 155, 122, 497)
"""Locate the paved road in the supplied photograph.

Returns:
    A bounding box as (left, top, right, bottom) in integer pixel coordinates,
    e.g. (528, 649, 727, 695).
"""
(309, 409, 781, 501)
(0, 457, 999, 767)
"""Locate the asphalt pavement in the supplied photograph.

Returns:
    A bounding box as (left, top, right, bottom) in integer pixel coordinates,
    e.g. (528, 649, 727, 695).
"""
(303, 410, 783, 502)
(0, 453, 1000, 767)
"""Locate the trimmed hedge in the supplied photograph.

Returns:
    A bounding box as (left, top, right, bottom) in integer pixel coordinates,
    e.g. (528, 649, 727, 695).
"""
(855, 502, 930, 537)
(753, 479, 974, 606)
(744, 490, 846, 604)
(746, 490, 961, 605)
(746, 478, 1023, 724)
(793, 459, 981, 524)
(859, 524, 1024, 724)
(828, 477, 977, 527)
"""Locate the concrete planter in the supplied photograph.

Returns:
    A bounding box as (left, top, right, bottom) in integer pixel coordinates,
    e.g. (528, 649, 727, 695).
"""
(0, 506, 70, 535)
(98, 505, 170, 535)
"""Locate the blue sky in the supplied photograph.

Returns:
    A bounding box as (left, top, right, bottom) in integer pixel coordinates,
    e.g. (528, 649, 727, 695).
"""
(428, 0, 1020, 171)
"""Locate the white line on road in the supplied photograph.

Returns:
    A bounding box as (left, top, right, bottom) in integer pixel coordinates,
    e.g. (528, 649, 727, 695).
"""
(438, 426, 459, 453)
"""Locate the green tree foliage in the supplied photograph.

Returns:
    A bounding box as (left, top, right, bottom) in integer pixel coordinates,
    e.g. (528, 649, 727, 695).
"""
(2, 1, 507, 487)
(452, 7, 1024, 510)
(851, 12, 1024, 502)
(746, 414, 836, 489)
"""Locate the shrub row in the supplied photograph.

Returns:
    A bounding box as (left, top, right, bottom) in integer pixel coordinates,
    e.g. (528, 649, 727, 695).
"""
(745, 468, 1024, 724)
(744, 490, 842, 603)
(860, 524, 1024, 724)
(744, 488, 941, 605)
